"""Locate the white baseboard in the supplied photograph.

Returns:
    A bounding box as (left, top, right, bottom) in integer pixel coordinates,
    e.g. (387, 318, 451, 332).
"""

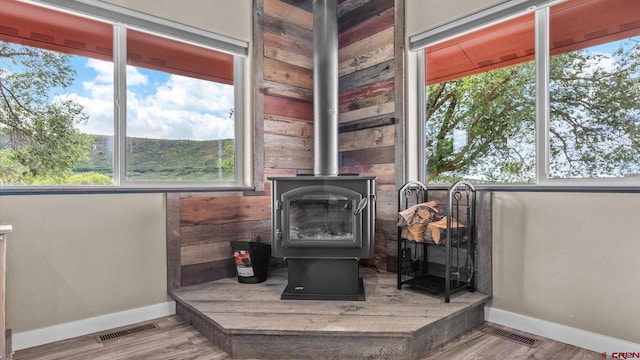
(14, 303, 638, 354)
(485, 306, 640, 354)
(13, 301, 176, 351)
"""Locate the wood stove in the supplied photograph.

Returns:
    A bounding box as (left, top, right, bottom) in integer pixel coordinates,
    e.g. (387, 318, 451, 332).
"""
(270, 175, 376, 300)
(269, 0, 376, 301)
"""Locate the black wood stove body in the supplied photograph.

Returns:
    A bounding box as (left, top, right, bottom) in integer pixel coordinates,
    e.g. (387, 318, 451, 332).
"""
(269, 175, 376, 300)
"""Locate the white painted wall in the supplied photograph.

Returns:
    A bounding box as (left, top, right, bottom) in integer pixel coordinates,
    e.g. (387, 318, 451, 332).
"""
(493, 192, 640, 344)
(102, 0, 252, 42)
(405, 0, 503, 38)
(0, 194, 167, 331)
(406, 0, 640, 347)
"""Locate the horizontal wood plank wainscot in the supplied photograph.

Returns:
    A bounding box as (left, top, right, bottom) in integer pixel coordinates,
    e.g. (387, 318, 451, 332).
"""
(167, 0, 404, 289)
(174, 192, 272, 287)
(166, 190, 272, 289)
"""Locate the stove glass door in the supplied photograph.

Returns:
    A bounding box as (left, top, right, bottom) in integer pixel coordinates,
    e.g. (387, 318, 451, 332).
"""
(281, 185, 362, 248)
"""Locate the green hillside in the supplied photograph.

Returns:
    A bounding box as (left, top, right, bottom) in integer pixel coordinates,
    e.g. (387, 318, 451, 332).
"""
(1, 133, 234, 182)
(74, 135, 235, 181)
(74, 135, 113, 176)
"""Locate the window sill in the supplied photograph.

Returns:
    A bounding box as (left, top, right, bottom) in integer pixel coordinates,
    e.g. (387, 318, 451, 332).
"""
(0, 186, 259, 196)
(423, 184, 640, 193)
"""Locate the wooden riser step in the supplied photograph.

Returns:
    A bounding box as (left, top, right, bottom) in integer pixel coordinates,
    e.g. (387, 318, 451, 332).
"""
(170, 267, 489, 359)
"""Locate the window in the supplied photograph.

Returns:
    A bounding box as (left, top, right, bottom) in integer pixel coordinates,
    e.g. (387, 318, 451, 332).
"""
(0, 0, 115, 185)
(424, 13, 536, 184)
(416, 0, 640, 186)
(547, 0, 640, 180)
(124, 29, 236, 182)
(0, 0, 247, 188)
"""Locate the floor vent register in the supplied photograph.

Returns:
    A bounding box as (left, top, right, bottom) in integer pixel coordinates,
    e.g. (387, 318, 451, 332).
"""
(480, 324, 542, 348)
(97, 323, 157, 342)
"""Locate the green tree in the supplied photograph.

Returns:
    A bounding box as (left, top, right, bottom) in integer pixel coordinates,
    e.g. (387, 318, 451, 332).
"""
(548, 39, 640, 178)
(216, 139, 235, 178)
(0, 42, 92, 185)
(426, 39, 640, 183)
(426, 64, 536, 183)
(63, 172, 113, 185)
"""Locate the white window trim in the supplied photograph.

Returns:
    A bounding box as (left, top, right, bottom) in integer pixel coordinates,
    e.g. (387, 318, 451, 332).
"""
(8, 0, 250, 190)
(534, 7, 550, 185)
(412, 0, 640, 188)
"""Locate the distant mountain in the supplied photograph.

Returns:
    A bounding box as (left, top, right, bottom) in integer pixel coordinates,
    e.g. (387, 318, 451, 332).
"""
(2, 133, 234, 181)
(77, 135, 234, 181)
(74, 135, 114, 176)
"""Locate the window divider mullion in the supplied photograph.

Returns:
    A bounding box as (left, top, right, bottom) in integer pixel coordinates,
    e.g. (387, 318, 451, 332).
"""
(417, 50, 427, 184)
(113, 24, 127, 186)
(233, 56, 245, 187)
(534, 7, 550, 185)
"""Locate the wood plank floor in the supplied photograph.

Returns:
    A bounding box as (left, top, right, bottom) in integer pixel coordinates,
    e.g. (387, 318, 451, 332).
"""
(170, 267, 489, 359)
(171, 267, 489, 334)
(13, 315, 228, 360)
(13, 316, 600, 359)
(422, 323, 600, 360)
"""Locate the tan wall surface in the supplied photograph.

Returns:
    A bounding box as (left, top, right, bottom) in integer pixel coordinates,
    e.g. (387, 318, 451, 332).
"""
(493, 192, 640, 343)
(102, 0, 252, 42)
(0, 194, 168, 332)
(405, 0, 502, 37)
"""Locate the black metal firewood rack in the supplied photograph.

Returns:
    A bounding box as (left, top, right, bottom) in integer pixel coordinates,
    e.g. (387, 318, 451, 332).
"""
(397, 181, 476, 302)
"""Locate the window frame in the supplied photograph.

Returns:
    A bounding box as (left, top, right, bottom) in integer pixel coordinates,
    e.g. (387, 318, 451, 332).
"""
(412, 0, 640, 189)
(1, 0, 250, 192)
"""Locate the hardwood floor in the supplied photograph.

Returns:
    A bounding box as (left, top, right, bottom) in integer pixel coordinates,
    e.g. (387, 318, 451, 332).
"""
(14, 316, 600, 359)
(13, 316, 230, 360)
(422, 323, 600, 360)
(170, 267, 489, 359)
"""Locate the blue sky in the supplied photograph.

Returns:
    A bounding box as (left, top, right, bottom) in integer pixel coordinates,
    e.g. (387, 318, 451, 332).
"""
(63, 56, 235, 141)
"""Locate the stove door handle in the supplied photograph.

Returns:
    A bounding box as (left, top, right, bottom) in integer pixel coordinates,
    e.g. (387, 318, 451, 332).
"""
(354, 197, 368, 215)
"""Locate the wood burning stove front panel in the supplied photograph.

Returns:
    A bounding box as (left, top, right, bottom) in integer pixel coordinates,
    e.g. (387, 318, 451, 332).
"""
(282, 185, 363, 249)
(270, 176, 376, 260)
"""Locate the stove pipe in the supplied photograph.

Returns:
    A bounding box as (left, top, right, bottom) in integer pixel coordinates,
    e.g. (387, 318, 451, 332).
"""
(313, 0, 339, 176)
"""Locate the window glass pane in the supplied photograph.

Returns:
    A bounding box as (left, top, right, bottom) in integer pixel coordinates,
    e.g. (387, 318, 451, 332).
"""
(425, 14, 536, 184)
(0, 0, 114, 186)
(548, 0, 640, 179)
(125, 29, 235, 182)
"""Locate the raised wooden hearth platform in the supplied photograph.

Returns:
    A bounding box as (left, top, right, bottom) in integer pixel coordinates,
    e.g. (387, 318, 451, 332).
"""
(170, 267, 490, 360)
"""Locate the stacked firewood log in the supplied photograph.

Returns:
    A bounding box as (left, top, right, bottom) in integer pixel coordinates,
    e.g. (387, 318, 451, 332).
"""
(398, 201, 464, 244)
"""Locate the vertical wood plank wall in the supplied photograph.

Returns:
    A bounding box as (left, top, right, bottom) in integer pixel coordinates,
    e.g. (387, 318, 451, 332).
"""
(170, 0, 404, 287)
(337, 0, 402, 272)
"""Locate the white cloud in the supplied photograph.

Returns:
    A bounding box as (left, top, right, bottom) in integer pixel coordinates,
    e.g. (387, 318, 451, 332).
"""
(61, 59, 114, 135)
(582, 53, 616, 75)
(67, 58, 234, 141)
(127, 65, 148, 87)
(86, 59, 115, 84)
